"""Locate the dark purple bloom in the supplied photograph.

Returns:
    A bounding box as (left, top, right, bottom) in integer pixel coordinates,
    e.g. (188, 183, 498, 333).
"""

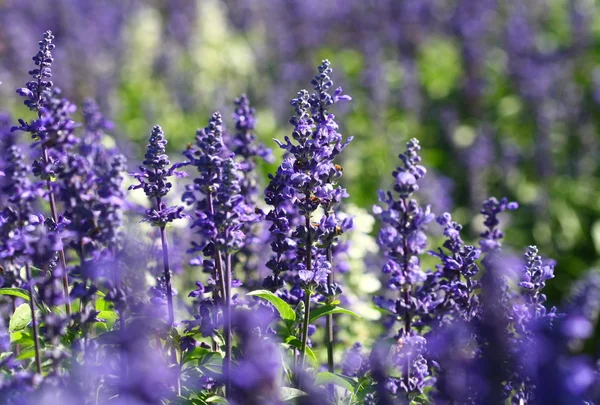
(264, 60, 353, 291)
(428, 212, 481, 323)
(15, 30, 54, 113)
(130, 125, 184, 200)
(479, 197, 518, 253)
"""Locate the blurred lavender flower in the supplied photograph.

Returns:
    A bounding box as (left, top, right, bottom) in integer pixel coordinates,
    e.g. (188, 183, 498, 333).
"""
(227, 309, 283, 405)
(228, 94, 274, 286)
(341, 342, 368, 377)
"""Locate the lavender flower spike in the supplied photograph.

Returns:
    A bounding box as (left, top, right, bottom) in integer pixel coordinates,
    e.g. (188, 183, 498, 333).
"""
(264, 60, 353, 370)
(12, 31, 72, 316)
(182, 111, 259, 396)
(129, 125, 187, 326)
(373, 138, 435, 399)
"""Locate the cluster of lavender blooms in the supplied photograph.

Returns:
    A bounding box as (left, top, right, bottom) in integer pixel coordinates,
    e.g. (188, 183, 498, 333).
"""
(2, 31, 600, 405)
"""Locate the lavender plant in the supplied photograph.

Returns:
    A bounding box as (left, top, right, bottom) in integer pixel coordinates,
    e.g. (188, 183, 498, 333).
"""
(130, 124, 187, 327)
(372, 138, 435, 399)
(263, 60, 353, 371)
(182, 111, 260, 395)
(12, 31, 72, 315)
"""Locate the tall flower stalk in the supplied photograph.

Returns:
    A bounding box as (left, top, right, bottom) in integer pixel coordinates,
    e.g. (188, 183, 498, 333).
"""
(264, 60, 353, 368)
(182, 112, 259, 395)
(12, 30, 72, 315)
(130, 125, 187, 328)
(373, 138, 435, 398)
(229, 94, 273, 286)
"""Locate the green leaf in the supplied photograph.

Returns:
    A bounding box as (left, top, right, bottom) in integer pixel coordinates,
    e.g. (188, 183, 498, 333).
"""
(94, 322, 109, 334)
(15, 345, 36, 360)
(309, 305, 360, 324)
(183, 347, 213, 365)
(95, 297, 109, 311)
(212, 330, 225, 351)
(9, 303, 32, 332)
(97, 310, 118, 322)
(315, 372, 357, 392)
(285, 336, 317, 363)
(0, 288, 30, 301)
(205, 396, 229, 404)
(10, 331, 33, 346)
(281, 387, 307, 401)
(247, 290, 296, 322)
(198, 352, 223, 376)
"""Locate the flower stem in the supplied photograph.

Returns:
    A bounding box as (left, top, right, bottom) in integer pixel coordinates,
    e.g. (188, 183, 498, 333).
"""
(401, 198, 412, 392)
(156, 198, 175, 326)
(300, 214, 313, 368)
(111, 248, 128, 398)
(208, 192, 230, 394)
(156, 198, 178, 394)
(41, 145, 71, 316)
(325, 246, 335, 395)
(224, 252, 232, 397)
(300, 289, 312, 368)
(25, 263, 42, 374)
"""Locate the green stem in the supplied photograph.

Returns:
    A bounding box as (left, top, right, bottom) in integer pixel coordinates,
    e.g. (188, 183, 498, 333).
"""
(26, 263, 42, 374)
(42, 145, 71, 316)
(224, 252, 232, 397)
(300, 289, 312, 368)
(300, 213, 313, 368)
(325, 247, 335, 395)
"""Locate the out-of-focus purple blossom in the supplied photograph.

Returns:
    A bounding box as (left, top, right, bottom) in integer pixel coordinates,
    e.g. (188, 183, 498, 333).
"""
(341, 342, 368, 377)
(231, 93, 274, 190)
(95, 153, 127, 250)
(80, 98, 114, 161)
(514, 272, 600, 404)
(228, 94, 273, 286)
(227, 309, 282, 405)
(419, 171, 454, 215)
(515, 245, 556, 324)
(479, 196, 518, 253)
(0, 145, 40, 291)
(0, 113, 17, 206)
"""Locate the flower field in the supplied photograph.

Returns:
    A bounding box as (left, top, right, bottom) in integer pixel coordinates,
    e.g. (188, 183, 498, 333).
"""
(1, 1, 600, 404)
